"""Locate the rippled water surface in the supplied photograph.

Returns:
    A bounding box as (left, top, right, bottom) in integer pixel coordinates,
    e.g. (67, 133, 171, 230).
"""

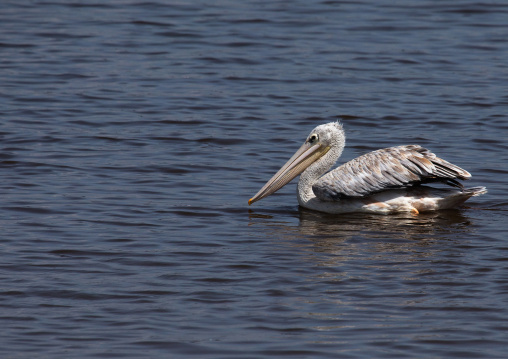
(2, 1, 508, 358)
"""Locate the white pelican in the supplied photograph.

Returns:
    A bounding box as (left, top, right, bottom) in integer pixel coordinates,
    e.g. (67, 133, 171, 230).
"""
(249, 122, 486, 214)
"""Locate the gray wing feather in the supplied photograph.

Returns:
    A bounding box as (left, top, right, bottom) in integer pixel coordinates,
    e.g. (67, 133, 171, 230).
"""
(312, 145, 471, 201)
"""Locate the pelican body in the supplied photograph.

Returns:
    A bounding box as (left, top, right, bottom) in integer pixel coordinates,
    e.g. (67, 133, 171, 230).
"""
(249, 122, 486, 214)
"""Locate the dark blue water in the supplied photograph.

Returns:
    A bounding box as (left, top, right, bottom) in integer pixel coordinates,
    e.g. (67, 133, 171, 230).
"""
(1, 1, 508, 358)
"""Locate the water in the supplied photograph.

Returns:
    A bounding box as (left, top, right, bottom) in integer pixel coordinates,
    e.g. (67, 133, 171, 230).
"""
(1, 0, 508, 358)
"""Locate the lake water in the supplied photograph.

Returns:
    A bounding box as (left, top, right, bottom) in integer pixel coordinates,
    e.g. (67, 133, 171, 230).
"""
(1, 1, 508, 358)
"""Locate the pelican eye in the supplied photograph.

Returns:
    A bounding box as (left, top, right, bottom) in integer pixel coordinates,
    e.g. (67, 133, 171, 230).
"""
(308, 134, 319, 144)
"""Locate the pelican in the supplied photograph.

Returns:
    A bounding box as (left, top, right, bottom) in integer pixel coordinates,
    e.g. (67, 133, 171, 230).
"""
(248, 122, 486, 214)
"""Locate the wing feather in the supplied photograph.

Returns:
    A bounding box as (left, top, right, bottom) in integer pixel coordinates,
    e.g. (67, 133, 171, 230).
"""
(312, 145, 471, 201)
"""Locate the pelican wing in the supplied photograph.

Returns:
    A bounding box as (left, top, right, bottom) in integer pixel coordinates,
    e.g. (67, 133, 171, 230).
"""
(312, 145, 471, 201)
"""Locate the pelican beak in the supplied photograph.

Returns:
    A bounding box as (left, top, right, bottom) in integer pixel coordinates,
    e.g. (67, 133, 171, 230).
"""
(248, 142, 330, 205)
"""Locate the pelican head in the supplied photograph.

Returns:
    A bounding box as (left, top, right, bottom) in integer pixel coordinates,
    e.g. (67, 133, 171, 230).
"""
(249, 122, 345, 205)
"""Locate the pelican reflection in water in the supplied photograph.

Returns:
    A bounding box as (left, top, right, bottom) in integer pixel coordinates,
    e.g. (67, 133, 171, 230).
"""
(249, 122, 486, 214)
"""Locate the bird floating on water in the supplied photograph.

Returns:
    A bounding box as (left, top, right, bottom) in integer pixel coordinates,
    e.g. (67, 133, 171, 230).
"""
(248, 122, 486, 214)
